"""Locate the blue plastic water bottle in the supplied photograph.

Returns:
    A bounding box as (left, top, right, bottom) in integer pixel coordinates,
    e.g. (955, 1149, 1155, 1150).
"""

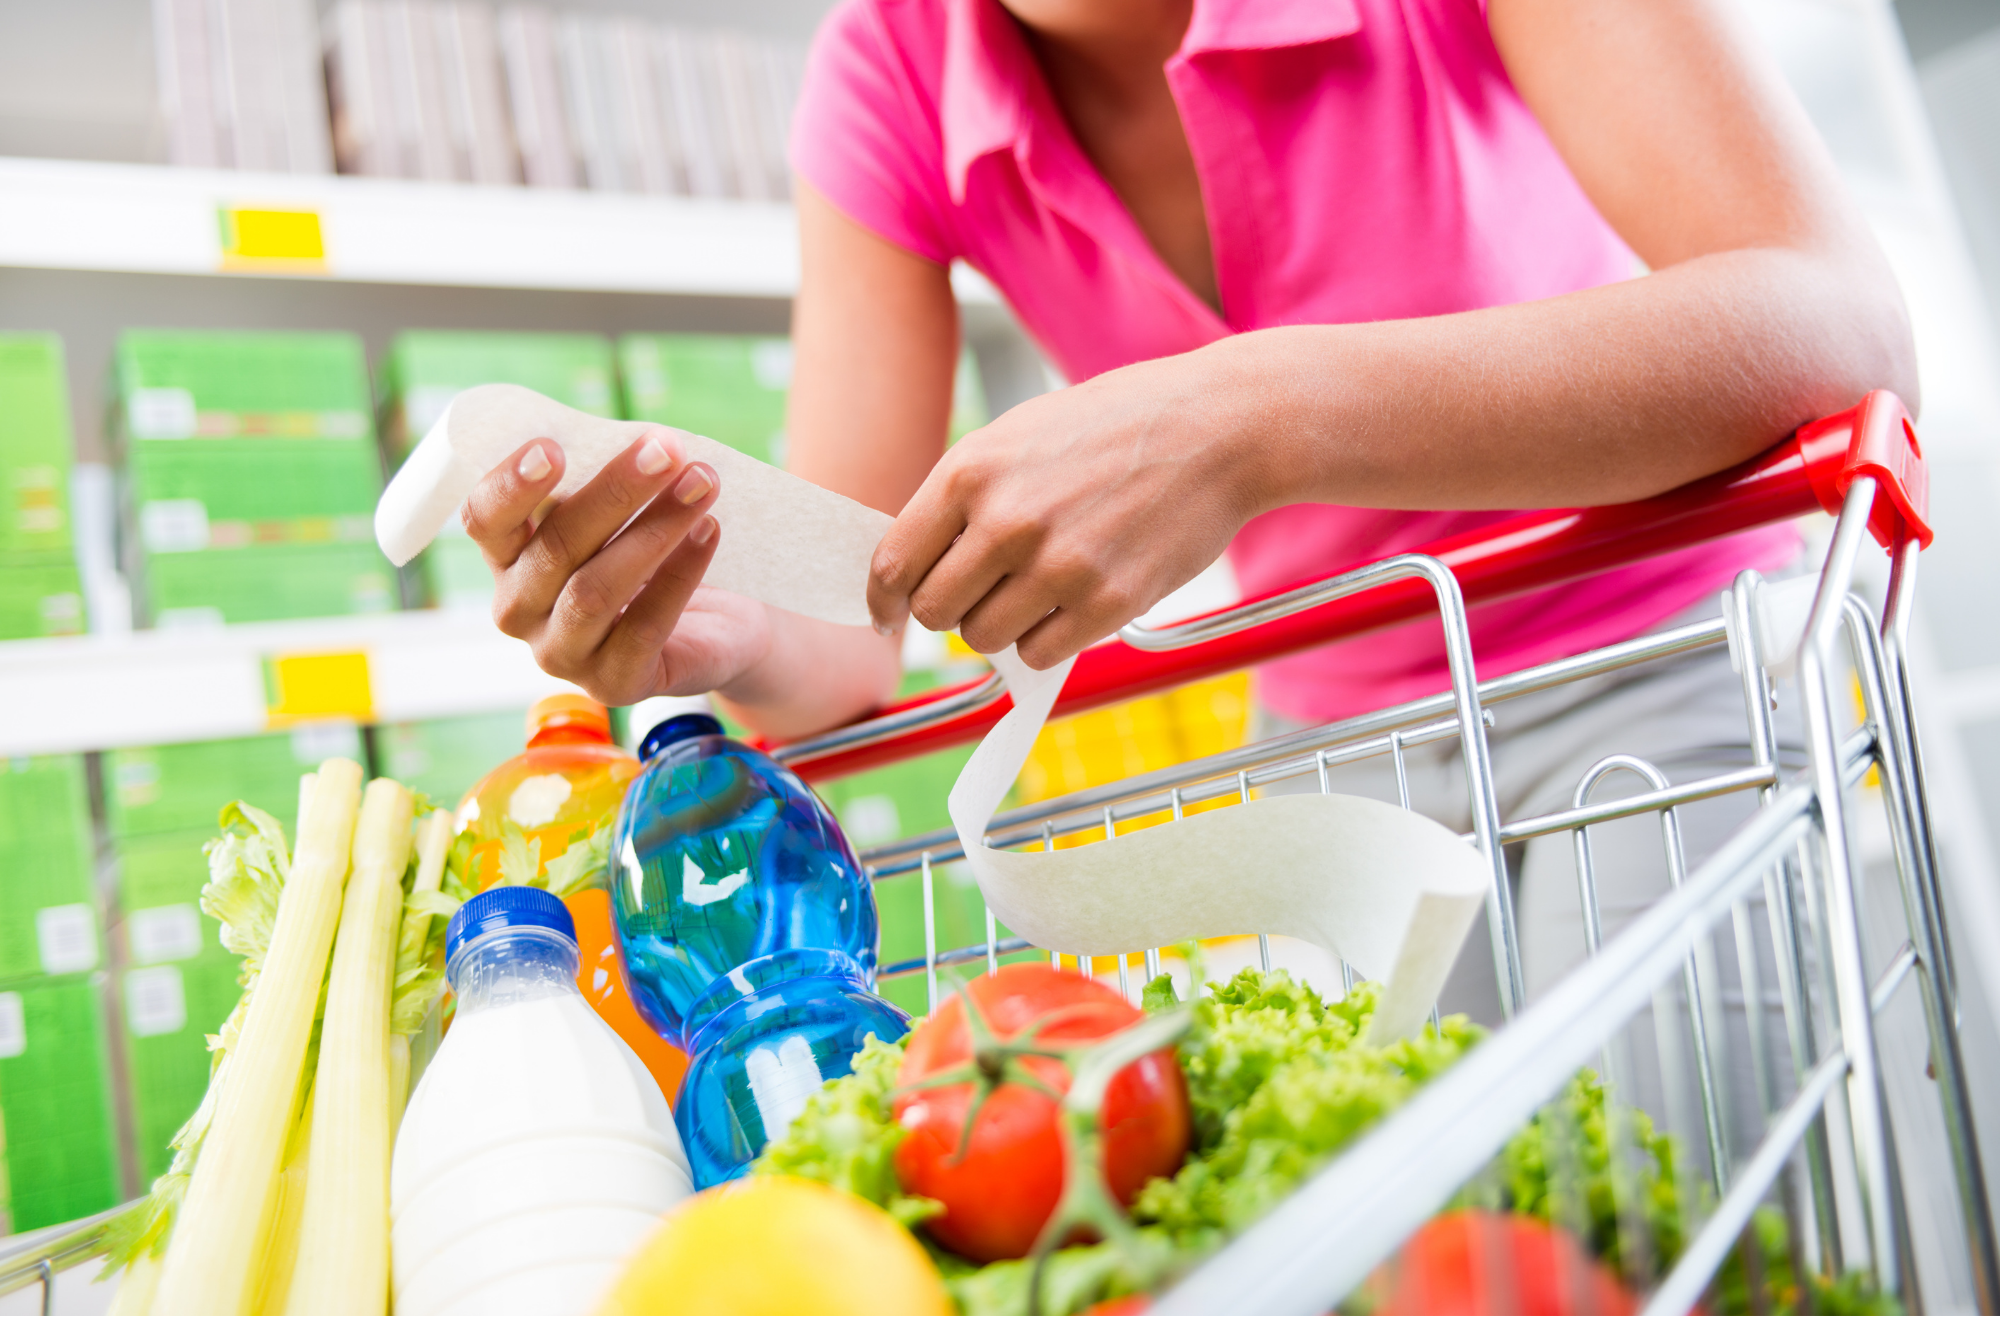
(611, 698, 910, 1187)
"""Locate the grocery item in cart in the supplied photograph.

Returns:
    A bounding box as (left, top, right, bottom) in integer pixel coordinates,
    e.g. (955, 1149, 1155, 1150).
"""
(390, 886, 694, 1315)
(758, 966, 1485, 1313)
(454, 692, 687, 1101)
(891, 966, 1191, 1264)
(1364, 1211, 1638, 1314)
(599, 1175, 953, 1314)
(125, 763, 461, 1315)
(613, 697, 910, 1188)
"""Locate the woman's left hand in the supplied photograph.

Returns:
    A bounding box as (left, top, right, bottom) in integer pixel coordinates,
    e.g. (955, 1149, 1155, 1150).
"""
(866, 350, 1274, 670)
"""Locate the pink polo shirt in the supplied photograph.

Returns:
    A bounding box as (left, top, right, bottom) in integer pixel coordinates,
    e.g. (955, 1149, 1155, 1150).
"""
(792, 0, 1799, 721)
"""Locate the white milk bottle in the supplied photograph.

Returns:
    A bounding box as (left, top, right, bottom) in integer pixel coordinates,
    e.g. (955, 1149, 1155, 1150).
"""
(390, 886, 694, 1314)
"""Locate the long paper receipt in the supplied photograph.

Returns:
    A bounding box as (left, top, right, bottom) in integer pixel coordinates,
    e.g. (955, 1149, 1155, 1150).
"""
(373, 383, 893, 626)
(374, 384, 1488, 1041)
(953, 649, 1488, 1043)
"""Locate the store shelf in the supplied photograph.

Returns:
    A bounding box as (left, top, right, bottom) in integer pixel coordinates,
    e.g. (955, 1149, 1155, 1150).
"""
(0, 611, 572, 756)
(0, 156, 999, 303)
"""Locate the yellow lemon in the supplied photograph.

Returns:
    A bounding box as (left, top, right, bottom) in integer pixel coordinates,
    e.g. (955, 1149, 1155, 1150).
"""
(598, 1175, 954, 1315)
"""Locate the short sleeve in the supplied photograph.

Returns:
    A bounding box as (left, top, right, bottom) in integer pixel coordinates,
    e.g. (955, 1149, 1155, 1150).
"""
(791, 0, 960, 265)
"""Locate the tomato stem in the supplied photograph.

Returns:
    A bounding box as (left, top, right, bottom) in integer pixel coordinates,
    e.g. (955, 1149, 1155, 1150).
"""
(1024, 1007, 1193, 1315)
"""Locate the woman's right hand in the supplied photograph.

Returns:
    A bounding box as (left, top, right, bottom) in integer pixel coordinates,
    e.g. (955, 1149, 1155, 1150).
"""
(461, 429, 773, 705)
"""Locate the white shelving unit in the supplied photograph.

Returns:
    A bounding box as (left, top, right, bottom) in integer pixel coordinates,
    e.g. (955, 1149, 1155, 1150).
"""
(0, 155, 800, 296)
(0, 611, 572, 756)
(0, 156, 1000, 303)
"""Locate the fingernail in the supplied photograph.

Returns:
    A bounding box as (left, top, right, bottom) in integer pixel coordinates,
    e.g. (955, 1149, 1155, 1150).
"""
(518, 444, 551, 482)
(674, 464, 714, 504)
(690, 514, 718, 545)
(635, 435, 674, 476)
(873, 619, 898, 637)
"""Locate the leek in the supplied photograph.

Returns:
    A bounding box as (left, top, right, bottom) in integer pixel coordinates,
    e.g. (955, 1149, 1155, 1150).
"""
(285, 778, 416, 1314)
(150, 757, 361, 1314)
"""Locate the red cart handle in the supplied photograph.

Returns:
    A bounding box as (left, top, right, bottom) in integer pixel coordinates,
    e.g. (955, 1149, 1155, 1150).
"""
(773, 391, 1927, 782)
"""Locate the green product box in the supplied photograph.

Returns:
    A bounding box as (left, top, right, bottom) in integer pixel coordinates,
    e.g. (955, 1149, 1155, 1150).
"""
(115, 329, 374, 423)
(112, 831, 229, 967)
(618, 335, 989, 472)
(104, 726, 364, 841)
(0, 333, 77, 556)
(374, 710, 524, 812)
(617, 333, 794, 466)
(0, 976, 123, 1233)
(128, 438, 383, 524)
(948, 346, 990, 442)
(422, 532, 495, 614)
(0, 553, 85, 640)
(0, 755, 100, 985)
(110, 828, 252, 1184)
(141, 541, 397, 627)
(121, 958, 240, 1185)
(113, 331, 393, 626)
(377, 330, 616, 454)
(114, 331, 379, 527)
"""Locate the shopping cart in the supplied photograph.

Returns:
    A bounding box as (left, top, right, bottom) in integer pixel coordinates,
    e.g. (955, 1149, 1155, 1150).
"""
(1, 390, 1989, 1314)
(783, 388, 1993, 1314)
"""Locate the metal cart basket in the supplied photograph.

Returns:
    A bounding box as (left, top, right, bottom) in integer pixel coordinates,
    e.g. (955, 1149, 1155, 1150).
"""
(2, 390, 1991, 1314)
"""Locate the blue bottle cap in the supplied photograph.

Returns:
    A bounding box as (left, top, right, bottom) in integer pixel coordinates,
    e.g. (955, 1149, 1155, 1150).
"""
(445, 885, 577, 962)
(639, 713, 724, 761)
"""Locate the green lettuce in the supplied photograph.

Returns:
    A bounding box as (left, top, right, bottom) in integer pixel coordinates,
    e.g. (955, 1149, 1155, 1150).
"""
(750, 965, 1883, 1315)
(752, 967, 1480, 1314)
(1129, 969, 1480, 1248)
(750, 1031, 941, 1230)
(198, 802, 290, 990)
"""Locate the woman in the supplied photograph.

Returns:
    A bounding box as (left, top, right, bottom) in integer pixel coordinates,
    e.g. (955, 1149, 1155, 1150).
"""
(462, 0, 1909, 1014)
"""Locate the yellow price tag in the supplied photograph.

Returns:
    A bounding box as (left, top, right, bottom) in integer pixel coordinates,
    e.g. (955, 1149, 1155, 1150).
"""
(219, 207, 327, 272)
(266, 650, 373, 724)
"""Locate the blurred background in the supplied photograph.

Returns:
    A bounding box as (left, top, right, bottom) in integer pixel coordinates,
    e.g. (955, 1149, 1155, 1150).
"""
(0, 0, 1994, 1281)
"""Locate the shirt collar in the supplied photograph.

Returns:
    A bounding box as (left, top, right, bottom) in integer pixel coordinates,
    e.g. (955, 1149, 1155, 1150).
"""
(942, 0, 1363, 202)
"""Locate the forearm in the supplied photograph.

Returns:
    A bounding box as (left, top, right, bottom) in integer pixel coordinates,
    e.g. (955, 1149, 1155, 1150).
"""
(1203, 244, 1915, 517)
(713, 611, 903, 741)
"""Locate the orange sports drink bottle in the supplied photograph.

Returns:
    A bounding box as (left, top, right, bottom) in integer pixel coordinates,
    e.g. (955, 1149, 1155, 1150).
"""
(454, 693, 689, 1102)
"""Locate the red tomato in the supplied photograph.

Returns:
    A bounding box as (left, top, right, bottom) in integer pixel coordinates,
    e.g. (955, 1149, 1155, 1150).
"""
(1373, 1210, 1638, 1315)
(891, 966, 1191, 1263)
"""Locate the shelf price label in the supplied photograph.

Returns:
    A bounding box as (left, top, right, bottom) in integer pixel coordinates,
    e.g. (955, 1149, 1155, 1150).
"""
(218, 206, 327, 273)
(265, 649, 373, 725)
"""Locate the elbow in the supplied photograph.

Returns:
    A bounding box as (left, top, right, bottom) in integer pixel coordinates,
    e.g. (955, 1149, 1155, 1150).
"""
(1873, 290, 1921, 421)
(1812, 242, 1921, 422)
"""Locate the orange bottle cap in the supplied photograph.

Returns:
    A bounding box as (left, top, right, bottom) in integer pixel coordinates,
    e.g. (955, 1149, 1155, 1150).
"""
(526, 692, 611, 744)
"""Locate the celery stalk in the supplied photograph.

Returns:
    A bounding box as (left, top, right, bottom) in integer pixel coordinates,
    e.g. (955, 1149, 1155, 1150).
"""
(250, 1085, 315, 1315)
(107, 1253, 161, 1315)
(285, 778, 416, 1314)
(388, 1035, 411, 1134)
(150, 758, 362, 1314)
